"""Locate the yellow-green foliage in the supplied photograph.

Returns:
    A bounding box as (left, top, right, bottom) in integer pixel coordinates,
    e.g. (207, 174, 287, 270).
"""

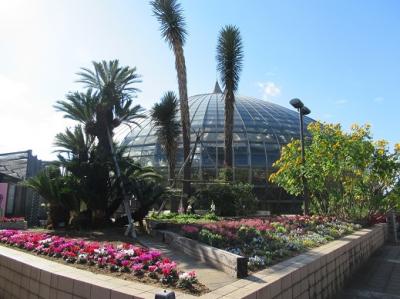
(270, 122, 400, 220)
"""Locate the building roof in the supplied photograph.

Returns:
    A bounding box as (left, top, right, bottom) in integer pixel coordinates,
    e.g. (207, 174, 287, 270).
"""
(0, 150, 43, 181)
(123, 84, 313, 181)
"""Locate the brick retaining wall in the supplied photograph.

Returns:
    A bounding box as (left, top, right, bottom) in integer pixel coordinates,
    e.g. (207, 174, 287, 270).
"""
(155, 230, 248, 278)
(0, 223, 388, 299)
(202, 223, 388, 299)
(0, 221, 28, 230)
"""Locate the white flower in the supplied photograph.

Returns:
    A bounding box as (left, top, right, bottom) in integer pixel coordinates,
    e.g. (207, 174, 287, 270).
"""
(94, 248, 107, 256)
(123, 249, 135, 256)
(179, 272, 190, 280)
(39, 238, 52, 244)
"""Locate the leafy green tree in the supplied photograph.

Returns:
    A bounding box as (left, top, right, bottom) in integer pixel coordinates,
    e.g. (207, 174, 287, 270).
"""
(151, 0, 192, 198)
(270, 122, 400, 220)
(216, 25, 243, 174)
(151, 91, 180, 211)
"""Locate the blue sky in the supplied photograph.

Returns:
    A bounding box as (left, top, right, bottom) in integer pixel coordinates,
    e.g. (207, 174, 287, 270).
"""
(0, 0, 399, 160)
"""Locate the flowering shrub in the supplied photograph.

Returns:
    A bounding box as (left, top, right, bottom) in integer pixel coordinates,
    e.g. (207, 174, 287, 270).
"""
(0, 217, 25, 223)
(181, 225, 200, 239)
(149, 212, 219, 224)
(178, 271, 197, 289)
(180, 215, 360, 271)
(0, 230, 199, 291)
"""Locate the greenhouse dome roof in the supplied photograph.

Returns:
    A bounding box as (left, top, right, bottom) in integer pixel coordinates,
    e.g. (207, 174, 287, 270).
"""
(123, 82, 313, 183)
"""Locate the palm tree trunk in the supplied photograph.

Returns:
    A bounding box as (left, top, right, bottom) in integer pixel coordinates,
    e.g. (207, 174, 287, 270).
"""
(106, 127, 136, 238)
(168, 151, 179, 212)
(224, 90, 234, 174)
(173, 43, 191, 201)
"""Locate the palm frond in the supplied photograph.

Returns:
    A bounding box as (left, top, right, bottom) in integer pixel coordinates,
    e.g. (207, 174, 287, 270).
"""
(216, 25, 244, 92)
(77, 60, 141, 97)
(53, 125, 94, 161)
(151, 91, 180, 148)
(115, 102, 145, 125)
(54, 89, 98, 124)
(151, 0, 187, 48)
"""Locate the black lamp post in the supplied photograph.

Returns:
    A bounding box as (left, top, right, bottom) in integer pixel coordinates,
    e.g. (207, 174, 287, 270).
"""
(290, 98, 311, 215)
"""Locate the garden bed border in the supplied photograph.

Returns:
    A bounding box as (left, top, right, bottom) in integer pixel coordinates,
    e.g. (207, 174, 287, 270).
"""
(0, 221, 28, 230)
(0, 223, 388, 299)
(153, 229, 248, 278)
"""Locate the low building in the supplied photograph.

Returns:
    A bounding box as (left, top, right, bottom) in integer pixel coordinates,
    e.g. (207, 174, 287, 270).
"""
(0, 150, 45, 225)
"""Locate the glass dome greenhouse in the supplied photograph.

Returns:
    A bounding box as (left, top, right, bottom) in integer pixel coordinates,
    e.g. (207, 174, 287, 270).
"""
(123, 82, 313, 207)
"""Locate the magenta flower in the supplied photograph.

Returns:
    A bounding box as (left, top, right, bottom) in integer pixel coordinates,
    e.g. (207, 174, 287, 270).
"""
(132, 263, 144, 273)
(0, 229, 198, 288)
(148, 265, 158, 272)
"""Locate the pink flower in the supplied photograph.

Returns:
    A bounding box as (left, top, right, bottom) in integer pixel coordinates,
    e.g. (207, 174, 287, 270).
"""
(149, 250, 161, 259)
(132, 263, 143, 272)
(0, 229, 184, 281)
(148, 265, 158, 272)
(0, 217, 25, 223)
(182, 225, 199, 234)
(139, 253, 153, 263)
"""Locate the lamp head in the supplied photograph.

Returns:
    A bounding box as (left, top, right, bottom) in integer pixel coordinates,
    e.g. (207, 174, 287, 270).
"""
(290, 98, 304, 109)
(301, 106, 311, 115)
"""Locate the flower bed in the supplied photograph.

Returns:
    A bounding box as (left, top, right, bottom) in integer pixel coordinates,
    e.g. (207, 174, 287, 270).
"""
(148, 212, 219, 224)
(0, 230, 206, 294)
(0, 217, 25, 223)
(0, 217, 27, 230)
(180, 215, 361, 271)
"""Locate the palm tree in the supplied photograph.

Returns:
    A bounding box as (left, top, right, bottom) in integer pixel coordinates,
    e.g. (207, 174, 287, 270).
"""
(54, 89, 99, 125)
(53, 125, 95, 163)
(52, 124, 110, 222)
(216, 25, 244, 175)
(151, 91, 180, 211)
(55, 60, 144, 236)
(151, 0, 192, 198)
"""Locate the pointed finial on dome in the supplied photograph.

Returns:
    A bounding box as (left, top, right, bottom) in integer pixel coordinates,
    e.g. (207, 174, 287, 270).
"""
(213, 81, 223, 94)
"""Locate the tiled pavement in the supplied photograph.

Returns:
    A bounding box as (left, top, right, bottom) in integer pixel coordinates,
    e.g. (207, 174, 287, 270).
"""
(139, 235, 237, 290)
(335, 245, 400, 299)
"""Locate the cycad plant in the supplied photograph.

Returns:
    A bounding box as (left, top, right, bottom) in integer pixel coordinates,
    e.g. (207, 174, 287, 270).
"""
(151, 0, 192, 199)
(24, 166, 79, 227)
(151, 91, 180, 211)
(54, 60, 144, 234)
(216, 25, 244, 176)
(53, 125, 94, 163)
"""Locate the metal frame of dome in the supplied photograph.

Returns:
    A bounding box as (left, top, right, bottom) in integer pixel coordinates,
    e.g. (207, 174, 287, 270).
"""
(122, 83, 313, 204)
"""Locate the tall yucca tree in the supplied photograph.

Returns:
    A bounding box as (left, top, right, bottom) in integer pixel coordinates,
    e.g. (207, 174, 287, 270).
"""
(216, 25, 244, 176)
(151, 91, 180, 211)
(151, 0, 191, 198)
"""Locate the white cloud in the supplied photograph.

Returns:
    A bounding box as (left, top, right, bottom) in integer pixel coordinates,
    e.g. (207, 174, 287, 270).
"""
(258, 81, 281, 99)
(374, 96, 384, 103)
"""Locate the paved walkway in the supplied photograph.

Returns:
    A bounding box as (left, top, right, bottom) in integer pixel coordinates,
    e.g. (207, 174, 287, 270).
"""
(138, 235, 237, 291)
(335, 245, 400, 298)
